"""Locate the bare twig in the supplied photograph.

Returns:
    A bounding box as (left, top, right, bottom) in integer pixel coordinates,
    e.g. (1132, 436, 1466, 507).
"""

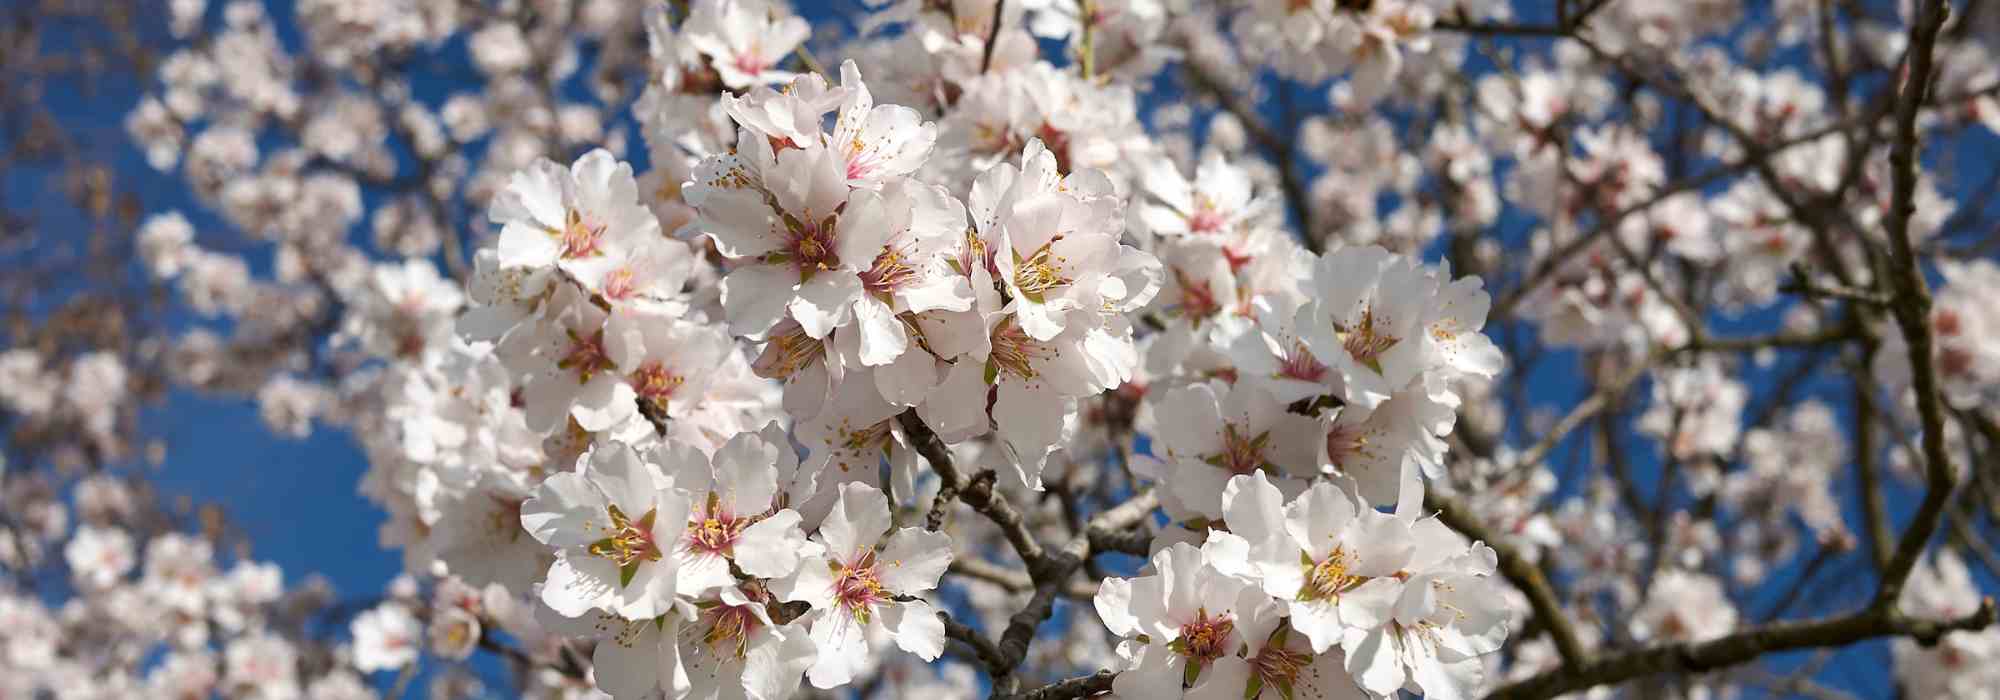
(1486, 600, 1996, 700)
(1874, 0, 1955, 608)
(1014, 670, 1118, 700)
(981, 0, 1006, 74)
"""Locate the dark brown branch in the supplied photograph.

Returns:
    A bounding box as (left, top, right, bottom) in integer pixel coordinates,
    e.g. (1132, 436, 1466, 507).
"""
(1014, 670, 1118, 700)
(898, 408, 1158, 697)
(1486, 600, 1997, 700)
(1853, 350, 1894, 572)
(941, 610, 1010, 673)
(1874, 0, 1954, 608)
(900, 410, 1045, 564)
(980, 0, 1006, 74)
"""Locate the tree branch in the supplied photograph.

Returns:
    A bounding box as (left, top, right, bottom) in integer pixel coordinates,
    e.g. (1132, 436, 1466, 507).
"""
(1874, 0, 1955, 608)
(898, 408, 1159, 697)
(1486, 600, 1996, 700)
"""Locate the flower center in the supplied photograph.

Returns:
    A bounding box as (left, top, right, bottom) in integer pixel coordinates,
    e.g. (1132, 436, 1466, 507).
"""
(1012, 238, 1072, 301)
(987, 317, 1048, 381)
(685, 492, 752, 556)
(1250, 634, 1311, 693)
(845, 136, 881, 181)
(1186, 203, 1227, 234)
(1335, 306, 1400, 373)
(1941, 346, 1974, 377)
(731, 52, 769, 78)
(629, 361, 686, 414)
(752, 322, 824, 380)
(601, 267, 638, 301)
(1172, 608, 1236, 664)
(861, 247, 919, 297)
(557, 208, 608, 259)
(957, 227, 997, 278)
(1207, 423, 1271, 475)
(777, 211, 841, 281)
(558, 328, 617, 383)
(1173, 268, 1223, 320)
(1324, 424, 1370, 467)
(1300, 547, 1363, 602)
(587, 505, 663, 574)
(833, 551, 888, 622)
(1934, 308, 1962, 337)
(1278, 340, 1329, 383)
(700, 592, 767, 659)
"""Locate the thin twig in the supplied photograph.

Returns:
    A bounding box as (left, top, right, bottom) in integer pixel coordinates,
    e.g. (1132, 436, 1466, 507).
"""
(980, 0, 1006, 74)
(1874, 0, 1955, 608)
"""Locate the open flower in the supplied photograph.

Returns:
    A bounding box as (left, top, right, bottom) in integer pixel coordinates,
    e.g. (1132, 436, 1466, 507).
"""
(1297, 245, 1436, 412)
(772, 482, 951, 688)
(1152, 381, 1324, 520)
(676, 583, 819, 700)
(490, 149, 663, 297)
(1095, 541, 1283, 699)
(654, 433, 820, 597)
(1221, 472, 1414, 654)
(500, 284, 640, 435)
(521, 442, 691, 620)
(350, 603, 421, 673)
(683, 0, 810, 89)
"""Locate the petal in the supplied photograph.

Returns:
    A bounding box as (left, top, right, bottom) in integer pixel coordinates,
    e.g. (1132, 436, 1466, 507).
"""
(881, 599, 946, 660)
(674, 552, 737, 597)
(712, 432, 782, 515)
(1110, 643, 1185, 698)
(1093, 576, 1138, 638)
(1186, 654, 1252, 700)
(852, 296, 909, 366)
(741, 623, 817, 700)
(1290, 599, 1345, 655)
(770, 555, 836, 611)
(804, 612, 868, 689)
(834, 189, 892, 267)
(591, 622, 663, 698)
(873, 348, 939, 407)
(993, 381, 1069, 461)
(1337, 577, 1402, 630)
(735, 510, 812, 579)
(521, 471, 607, 548)
(1221, 472, 1287, 547)
(722, 264, 801, 338)
(1343, 626, 1407, 698)
(876, 528, 953, 594)
(820, 482, 891, 561)
(541, 551, 617, 618)
(788, 273, 863, 339)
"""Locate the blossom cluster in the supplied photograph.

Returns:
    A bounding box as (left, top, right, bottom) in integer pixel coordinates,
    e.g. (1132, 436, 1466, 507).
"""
(1095, 472, 1508, 699)
(0, 474, 389, 699)
(2, 0, 1995, 699)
